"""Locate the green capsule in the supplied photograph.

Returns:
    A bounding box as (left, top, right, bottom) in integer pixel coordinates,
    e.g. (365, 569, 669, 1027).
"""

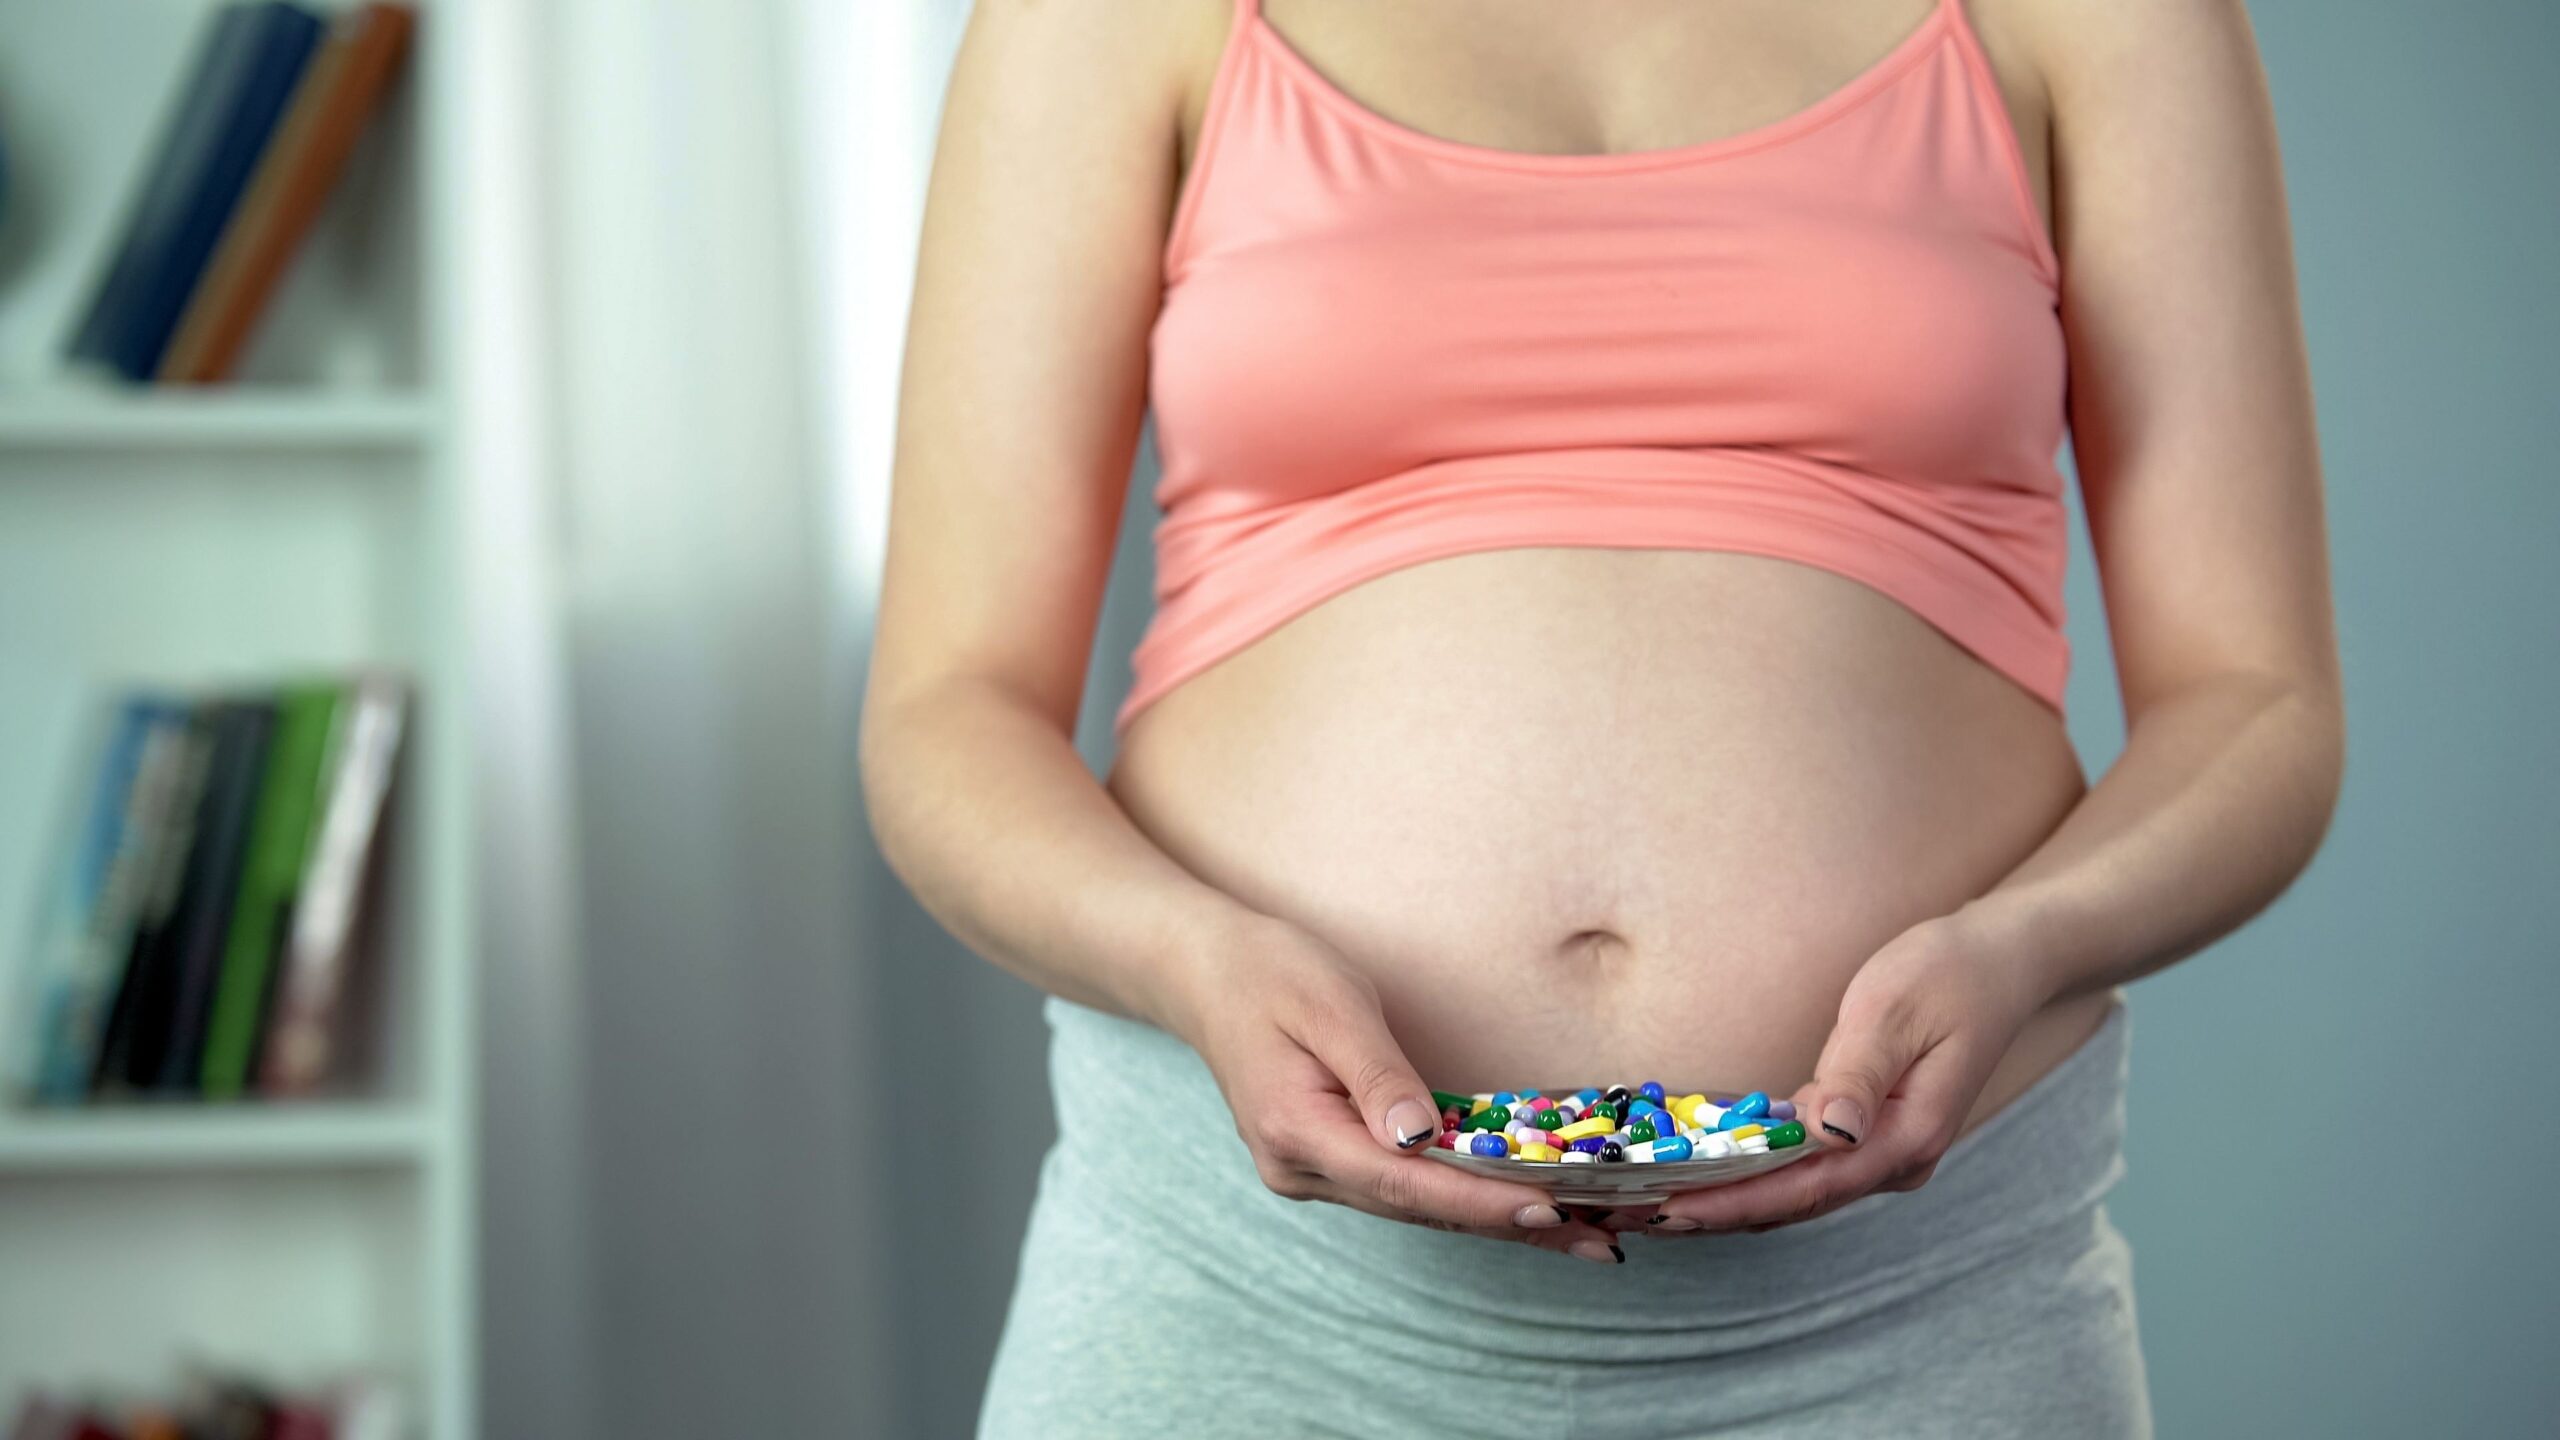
(1431, 1090, 1473, 1114)
(1590, 1101, 1621, 1124)
(1532, 1108, 1565, 1132)
(1481, 1104, 1512, 1131)
(1627, 1119, 1658, 1144)
(1767, 1121, 1808, 1149)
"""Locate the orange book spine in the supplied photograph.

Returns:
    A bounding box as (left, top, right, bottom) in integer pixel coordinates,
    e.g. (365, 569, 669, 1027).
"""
(159, 4, 416, 385)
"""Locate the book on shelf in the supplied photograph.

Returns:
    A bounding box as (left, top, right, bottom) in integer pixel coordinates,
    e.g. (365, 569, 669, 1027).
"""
(6, 1364, 405, 1440)
(62, 2, 326, 383)
(60, 1, 417, 388)
(161, 4, 419, 385)
(6, 672, 411, 1110)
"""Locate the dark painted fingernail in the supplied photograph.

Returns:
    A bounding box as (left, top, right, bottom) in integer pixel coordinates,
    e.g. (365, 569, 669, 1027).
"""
(1608, 1243, 1626, 1263)
(1389, 1100, 1438, 1148)
(1653, 1216, 1700, 1232)
(1820, 1099, 1867, 1145)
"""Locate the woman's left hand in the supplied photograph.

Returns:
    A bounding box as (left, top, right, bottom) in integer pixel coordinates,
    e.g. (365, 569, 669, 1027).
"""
(1644, 909, 2051, 1234)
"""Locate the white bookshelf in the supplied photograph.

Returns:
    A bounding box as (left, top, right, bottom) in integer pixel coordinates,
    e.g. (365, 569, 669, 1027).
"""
(0, 1102, 435, 1172)
(0, 3, 475, 1437)
(0, 390, 436, 450)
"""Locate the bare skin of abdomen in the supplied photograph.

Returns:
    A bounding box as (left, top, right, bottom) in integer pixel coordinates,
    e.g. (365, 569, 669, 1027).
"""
(1106, 546, 2119, 1132)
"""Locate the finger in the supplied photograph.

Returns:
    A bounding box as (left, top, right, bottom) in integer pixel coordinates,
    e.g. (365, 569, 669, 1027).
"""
(1299, 1112, 1587, 1233)
(1800, 985, 1934, 1151)
(1312, 1179, 1626, 1262)
(1652, 1148, 1882, 1232)
(1281, 981, 1443, 1153)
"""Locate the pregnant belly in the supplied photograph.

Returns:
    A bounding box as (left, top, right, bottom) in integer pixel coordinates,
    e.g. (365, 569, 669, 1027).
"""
(1106, 546, 2116, 1132)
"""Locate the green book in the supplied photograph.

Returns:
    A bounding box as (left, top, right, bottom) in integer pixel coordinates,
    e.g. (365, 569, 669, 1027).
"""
(198, 680, 342, 1098)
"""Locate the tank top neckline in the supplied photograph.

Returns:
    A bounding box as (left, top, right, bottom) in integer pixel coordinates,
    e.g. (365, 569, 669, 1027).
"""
(1236, 0, 1961, 176)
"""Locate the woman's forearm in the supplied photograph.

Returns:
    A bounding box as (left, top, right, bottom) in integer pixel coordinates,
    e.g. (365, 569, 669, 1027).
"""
(857, 680, 1264, 1034)
(1959, 670, 2346, 1006)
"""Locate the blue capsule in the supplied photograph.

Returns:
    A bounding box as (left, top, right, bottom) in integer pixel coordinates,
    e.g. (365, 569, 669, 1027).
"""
(1645, 1135, 1693, 1163)
(1565, 1136, 1608, 1155)
(1728, 1091, 1771, 1122)
(1638, 1081, 1667, 1106)
(1491, 1091, 1518, 1106)
(1469, 1134, 1508, 1158)
(1574, 1087, 1602, 1104)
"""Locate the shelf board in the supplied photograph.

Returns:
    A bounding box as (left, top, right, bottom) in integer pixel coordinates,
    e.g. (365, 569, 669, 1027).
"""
(0, 389, 435, 453)
(0, 1101, 436, 1174)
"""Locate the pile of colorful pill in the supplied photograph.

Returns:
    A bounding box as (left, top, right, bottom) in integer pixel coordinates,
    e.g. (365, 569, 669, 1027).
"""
(1431, 1082, 1807, 1164)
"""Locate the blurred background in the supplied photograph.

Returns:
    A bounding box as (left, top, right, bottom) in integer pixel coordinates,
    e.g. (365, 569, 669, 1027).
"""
(0, 1, 2552, 1437)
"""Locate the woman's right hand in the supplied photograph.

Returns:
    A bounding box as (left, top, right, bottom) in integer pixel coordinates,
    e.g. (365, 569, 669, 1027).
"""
(1157, 913, 1628, 1265)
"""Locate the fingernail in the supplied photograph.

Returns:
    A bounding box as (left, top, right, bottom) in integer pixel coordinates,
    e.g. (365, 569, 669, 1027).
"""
(1515, 1203, 1563, 1229)
(1569, 1239, 1621, 1265)
(1652, 1216, 1700, 1232)
(1820, 1099, 1866, 1146)
(1388, 1100, 1438, 1149)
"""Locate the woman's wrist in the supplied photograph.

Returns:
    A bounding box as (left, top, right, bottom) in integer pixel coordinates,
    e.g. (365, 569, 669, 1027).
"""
(1125, 891, 1290, 1044)
(1944, 889, 2082, 1017)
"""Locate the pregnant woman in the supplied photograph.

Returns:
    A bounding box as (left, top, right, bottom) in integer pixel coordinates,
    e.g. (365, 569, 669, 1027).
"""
(862, 0, 2341, 1433)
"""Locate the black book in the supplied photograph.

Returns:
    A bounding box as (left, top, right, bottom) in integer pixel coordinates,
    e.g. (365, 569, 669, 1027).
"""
(90, 703, 218, 1095)
(101, 697, 277, 1094)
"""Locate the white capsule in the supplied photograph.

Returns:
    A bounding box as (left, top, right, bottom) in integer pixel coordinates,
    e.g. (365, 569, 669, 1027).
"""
(1690, 1101, 1728, 1129)
(1736, 1136, 1772, 1154)
(1697, 1134, 1739, 1160)
(1559, 1150, 1596, 1165)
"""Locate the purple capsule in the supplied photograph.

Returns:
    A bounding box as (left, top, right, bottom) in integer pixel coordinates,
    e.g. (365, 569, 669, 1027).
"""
(1565, 1136, 1608, 1155)
(1770, 1099, 1797, 1122)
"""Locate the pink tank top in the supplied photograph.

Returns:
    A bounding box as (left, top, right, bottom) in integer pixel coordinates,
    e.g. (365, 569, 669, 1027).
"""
(1121, 0, 2068, 737)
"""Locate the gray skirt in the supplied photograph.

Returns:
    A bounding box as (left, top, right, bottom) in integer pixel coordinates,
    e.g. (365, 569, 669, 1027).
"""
(979, 993, 2152, 1439)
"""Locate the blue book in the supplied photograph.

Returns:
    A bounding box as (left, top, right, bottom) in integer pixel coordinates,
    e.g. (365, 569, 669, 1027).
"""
(8, 697, 177, 1102)
(63, 2, 325, 382)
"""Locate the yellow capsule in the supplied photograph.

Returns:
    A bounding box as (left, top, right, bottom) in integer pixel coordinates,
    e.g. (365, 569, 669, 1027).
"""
(1469, 1097, 1493, 1116)
(1727, 1123, 1765, 1141)
(1673, 1094, 1708, 1127)
(1500, 1132, 1523, 1154)
(1516, 1143, 1561, 1162)
(1553, 1117, 1612, 1142)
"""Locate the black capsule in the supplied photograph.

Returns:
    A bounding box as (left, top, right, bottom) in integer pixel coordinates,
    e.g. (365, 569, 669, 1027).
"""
(1603, 1086, 1632, 1110)
(1599, 1140, 1626, 1163)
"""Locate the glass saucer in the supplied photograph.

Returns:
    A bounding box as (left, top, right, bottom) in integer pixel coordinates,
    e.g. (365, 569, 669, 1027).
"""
(1422, 1131, 1824, 1205)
